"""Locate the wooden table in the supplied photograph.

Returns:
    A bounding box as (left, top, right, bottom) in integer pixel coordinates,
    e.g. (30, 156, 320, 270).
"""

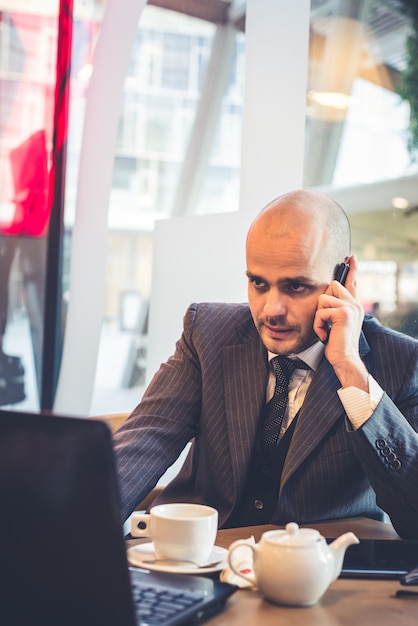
(206, 518, 417, 626)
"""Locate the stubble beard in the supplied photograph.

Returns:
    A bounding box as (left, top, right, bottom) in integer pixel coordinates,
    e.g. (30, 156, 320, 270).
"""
(257, 319, 317, 356)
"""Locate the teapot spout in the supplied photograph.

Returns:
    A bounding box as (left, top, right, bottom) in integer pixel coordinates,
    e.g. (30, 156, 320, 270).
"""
(328, 532, 359, 581)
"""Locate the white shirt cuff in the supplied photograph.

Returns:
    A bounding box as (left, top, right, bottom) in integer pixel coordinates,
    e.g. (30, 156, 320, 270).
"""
(337, 375, 384, 430)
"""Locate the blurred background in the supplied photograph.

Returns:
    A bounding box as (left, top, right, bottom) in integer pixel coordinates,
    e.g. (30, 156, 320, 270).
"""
(0, 0, 417, 415)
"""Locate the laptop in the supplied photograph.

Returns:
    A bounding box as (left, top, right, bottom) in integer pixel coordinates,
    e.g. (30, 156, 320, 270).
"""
(0, 409, 237, 626)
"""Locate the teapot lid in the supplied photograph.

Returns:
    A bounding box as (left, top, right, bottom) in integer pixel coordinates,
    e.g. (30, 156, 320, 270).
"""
(277, 522, 320, 546)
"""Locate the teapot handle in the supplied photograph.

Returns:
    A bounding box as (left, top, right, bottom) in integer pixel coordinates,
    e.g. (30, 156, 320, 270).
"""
(227, 539, 257, 587)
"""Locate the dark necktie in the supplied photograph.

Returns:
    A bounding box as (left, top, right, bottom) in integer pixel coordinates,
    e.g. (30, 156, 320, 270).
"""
(261, 356, 310, 449)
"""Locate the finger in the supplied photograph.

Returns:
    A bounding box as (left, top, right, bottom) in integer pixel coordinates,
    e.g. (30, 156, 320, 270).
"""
(313, 313, 329, 342)
(342, 254, 358, 298)
(313, 303, 335, 342)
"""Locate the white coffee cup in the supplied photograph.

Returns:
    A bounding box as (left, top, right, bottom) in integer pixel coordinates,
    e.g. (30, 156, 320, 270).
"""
(131, 502, 218, 565)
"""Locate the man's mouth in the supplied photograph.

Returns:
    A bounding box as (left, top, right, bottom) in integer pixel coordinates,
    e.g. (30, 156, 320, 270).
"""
(263, 322, 294, 338)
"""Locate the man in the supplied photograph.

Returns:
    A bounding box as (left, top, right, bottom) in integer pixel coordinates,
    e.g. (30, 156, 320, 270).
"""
(113, 189, 418, 538)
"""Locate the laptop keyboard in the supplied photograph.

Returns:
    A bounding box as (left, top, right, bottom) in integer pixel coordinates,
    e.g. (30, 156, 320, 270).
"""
(131, 581, 205, 625)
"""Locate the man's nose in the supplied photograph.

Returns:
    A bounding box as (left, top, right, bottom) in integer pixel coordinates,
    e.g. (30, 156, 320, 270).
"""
(264, 290, 287, 318)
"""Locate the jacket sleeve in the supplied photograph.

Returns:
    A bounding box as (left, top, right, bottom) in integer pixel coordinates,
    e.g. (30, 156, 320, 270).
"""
(112, 303, 202, 521)
(352, 341, 418, 538)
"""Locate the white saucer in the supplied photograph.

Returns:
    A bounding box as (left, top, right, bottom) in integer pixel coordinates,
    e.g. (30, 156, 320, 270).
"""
(127, 543, 228, 574)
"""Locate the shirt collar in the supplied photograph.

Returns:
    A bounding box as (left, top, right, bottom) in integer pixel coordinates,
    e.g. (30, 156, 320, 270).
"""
(268, 340, 324, 372)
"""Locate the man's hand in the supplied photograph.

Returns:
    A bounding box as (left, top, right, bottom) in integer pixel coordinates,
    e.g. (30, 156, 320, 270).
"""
(313, 254, 369, 391)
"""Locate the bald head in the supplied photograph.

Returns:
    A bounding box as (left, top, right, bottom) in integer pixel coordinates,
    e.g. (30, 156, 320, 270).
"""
(247, 189, 350, 274)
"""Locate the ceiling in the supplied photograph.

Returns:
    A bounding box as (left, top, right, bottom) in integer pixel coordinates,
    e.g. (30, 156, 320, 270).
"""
(147, 0, 246, 30)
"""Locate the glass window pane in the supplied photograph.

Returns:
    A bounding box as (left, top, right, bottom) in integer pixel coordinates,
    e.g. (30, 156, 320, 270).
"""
(0, 5, 59, 410)
(307, 0, 418, 340)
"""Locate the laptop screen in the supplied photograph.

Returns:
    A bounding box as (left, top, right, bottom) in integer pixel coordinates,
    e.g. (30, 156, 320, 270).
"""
(0, 410, 136, 626)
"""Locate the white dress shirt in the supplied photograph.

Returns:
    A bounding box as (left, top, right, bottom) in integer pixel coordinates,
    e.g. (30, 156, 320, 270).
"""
(267, 341, 384, 438)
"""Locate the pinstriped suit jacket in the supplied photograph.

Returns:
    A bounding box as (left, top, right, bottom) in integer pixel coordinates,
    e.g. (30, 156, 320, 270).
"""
(113, 302, 418, 538)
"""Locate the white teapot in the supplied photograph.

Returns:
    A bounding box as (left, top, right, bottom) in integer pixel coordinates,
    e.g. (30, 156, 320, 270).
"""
(227, 522, 359, 606)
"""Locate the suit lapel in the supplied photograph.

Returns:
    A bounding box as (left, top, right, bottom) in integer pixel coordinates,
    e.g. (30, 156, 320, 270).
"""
(280, 358, 341, 487)
(222, 323, 267, 492)
(281, 330, 371, 487)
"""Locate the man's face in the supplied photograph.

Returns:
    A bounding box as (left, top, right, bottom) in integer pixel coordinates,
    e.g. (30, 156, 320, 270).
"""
(246, 219, 333, 355)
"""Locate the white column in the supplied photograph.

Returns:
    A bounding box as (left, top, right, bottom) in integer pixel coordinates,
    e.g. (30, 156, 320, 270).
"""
(239, 0, 310, 215)
(54, 0, 148, 414)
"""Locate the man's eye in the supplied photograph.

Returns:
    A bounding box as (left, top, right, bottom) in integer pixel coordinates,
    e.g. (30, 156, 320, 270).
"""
(289, 282, 306, 292)
(250, 278, 266, 289)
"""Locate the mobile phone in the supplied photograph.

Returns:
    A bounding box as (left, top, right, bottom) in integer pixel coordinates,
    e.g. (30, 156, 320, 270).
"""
(322, 262, 349, 343)
(334, 262, 349, 286)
